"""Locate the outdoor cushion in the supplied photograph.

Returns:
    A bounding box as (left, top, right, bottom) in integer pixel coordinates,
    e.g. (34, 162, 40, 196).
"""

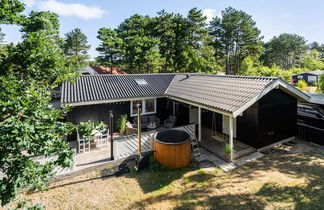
(149, 115, 156, 122)
(142, 116, 149, 123)
(126, 121, 133, 128)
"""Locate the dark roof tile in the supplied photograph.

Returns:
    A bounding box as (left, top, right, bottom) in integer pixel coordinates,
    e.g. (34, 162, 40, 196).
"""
(61, 74, 176, 104)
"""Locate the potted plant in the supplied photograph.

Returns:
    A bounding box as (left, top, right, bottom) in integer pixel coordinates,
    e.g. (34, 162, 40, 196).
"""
(77, 120, 107, 142)
(116, 114, 127, 135)
(224, 143, 232, 162)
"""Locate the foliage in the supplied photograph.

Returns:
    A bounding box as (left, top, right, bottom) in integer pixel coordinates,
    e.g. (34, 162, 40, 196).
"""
(0, 76, 75, 206)
(96, 27, 124, 67)
(96, 9, 219, 73)
(297, 80, 307, 91)
(299, 50, 324, 70)
(0, 27, 6, 61)
(309, 41, 324, 52)
(77, 121, 107, 142)
(94, 8, 324, 76)
(0, 1, 78, 206)
(224, 143, 232, 154)
(116, 114, 127, 134)
(63, 28, 90, 68)
(0, 0, 25, 24)
(239, 57, 306, 82)
(15, 198, 44, 210)
(262, 33, 307, 69)
(0, 27, 4, 43)
(21, 11, 60, 36)
(319, 74, 324, 93)
(209, 7, 263, 74)
(116, 14, 163, 73)
(1, 30, 76, 85)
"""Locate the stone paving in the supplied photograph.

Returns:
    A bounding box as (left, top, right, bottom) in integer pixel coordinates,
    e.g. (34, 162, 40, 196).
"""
(197, 148, 263, 172)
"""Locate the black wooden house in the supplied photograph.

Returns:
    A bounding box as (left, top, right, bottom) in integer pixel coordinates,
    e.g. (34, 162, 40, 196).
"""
(61, 74, 310, 160)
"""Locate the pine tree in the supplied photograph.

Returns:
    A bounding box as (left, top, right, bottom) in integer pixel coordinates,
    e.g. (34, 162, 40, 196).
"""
(209, 7, 263, 74)
(262, 33, 307, 69)
(63, 28, 90, 68)
(96, 27, 124, 67)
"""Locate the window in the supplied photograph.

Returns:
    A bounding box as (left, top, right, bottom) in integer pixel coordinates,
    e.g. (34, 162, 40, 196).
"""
(135, 78, 148, 86)
(308, 75, 317, 83)
(297, 75, 303, 80)
(131, 99, 157, 116)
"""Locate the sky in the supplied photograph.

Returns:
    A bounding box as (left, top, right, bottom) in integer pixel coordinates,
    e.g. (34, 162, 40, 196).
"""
(1, 0, 324, 59)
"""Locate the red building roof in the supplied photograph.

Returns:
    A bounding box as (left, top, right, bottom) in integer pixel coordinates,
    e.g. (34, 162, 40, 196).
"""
(90, 66, 126, 75)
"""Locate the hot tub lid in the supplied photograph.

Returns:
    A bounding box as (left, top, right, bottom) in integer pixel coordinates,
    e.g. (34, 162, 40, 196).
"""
(154, 129, 191, 145)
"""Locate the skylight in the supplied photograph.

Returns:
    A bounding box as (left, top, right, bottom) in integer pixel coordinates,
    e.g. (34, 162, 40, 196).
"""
(135, 78, 148, 86)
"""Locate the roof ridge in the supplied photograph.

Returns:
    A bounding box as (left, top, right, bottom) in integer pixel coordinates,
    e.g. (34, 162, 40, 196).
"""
(187, 73, 278, 80)
(77, 73, 279, 80)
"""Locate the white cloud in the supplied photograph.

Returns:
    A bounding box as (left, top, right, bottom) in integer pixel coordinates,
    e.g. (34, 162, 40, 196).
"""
(27, 0, 105, 20)
(203, 8, 217, 23)
(22, 0, 37, 7)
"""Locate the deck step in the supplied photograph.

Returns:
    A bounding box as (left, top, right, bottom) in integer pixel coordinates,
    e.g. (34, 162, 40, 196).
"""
(191, 138, 201, 158)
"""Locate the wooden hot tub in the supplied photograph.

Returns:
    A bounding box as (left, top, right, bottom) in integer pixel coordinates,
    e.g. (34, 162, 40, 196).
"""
(153, 129, 191, 168)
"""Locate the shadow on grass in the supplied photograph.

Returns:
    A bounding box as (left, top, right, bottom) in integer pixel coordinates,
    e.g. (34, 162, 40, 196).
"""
(128, 145, 324, 209)
(256, 179, 324, 209)
(129, 185, 268, 210)
(27, 156, 137, 193)
(129, 155, 199, 193)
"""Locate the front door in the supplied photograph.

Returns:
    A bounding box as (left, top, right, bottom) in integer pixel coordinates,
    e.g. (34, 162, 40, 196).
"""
(222, 115, 237, 138)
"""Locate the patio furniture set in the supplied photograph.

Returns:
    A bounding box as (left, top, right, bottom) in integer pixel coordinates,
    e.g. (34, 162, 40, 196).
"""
(126, 115, 177, 134)
(76, 115, 177, 154)
(77, 129, 110, 153)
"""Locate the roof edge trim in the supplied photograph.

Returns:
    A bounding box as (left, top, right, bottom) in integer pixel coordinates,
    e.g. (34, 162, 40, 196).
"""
(63, 96, 164, 107)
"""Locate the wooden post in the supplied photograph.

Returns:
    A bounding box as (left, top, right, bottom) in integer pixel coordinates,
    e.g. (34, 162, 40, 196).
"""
(109, 110, 114, 160)
(172, 101, 176, 116)
(198, 106, 201, 142)
(229, 116, 234, 162)
(137, 104, 142, 156)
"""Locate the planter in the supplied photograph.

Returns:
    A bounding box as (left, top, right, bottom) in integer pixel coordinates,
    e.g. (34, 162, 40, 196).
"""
(224, 154, 232, 162)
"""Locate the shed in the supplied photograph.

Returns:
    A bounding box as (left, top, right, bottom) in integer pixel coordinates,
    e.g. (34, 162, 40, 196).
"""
(292, 71, 323, 85)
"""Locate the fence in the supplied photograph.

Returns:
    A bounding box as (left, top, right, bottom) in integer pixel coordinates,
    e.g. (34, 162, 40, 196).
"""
(297, 123, 324, 146)
(113, 124, 196, 160)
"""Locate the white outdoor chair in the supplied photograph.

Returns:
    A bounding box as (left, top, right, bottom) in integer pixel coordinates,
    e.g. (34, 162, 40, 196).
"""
(77, 131, 91, 153)
(96, 129, 110, 150)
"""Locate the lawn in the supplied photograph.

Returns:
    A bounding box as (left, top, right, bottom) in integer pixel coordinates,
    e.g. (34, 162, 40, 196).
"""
(7, 142, 324, 210)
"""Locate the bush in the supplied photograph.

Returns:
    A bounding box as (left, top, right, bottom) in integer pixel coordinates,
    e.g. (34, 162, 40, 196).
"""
(319, 74, 324, 93)
(224, 143, 232, 154)
(116, 114, 127, 134)
(297, 80, 307, 91)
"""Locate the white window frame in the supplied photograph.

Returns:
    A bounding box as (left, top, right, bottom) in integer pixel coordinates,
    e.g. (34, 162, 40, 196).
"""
(130, 98, 157, 117)
(308, 75, 317, 83)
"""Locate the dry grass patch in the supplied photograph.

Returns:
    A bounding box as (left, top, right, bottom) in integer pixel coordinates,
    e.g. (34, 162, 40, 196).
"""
(4, 142, 324, 210)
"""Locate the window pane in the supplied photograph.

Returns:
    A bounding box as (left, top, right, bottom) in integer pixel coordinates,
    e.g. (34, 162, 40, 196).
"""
(145, 99, 155, 113)
(308, 76, 316, 83)
(132, 100, 142, 115)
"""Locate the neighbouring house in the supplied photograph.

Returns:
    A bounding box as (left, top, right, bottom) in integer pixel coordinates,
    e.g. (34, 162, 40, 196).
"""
(78, 66, 126, 75)
(292, 71, 324, 85)
(297, 92, 324, 146)
(61, 74, 310, 162)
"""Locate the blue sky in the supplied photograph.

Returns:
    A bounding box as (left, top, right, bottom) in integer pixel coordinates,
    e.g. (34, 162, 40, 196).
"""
(1, 0, 324, 59)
